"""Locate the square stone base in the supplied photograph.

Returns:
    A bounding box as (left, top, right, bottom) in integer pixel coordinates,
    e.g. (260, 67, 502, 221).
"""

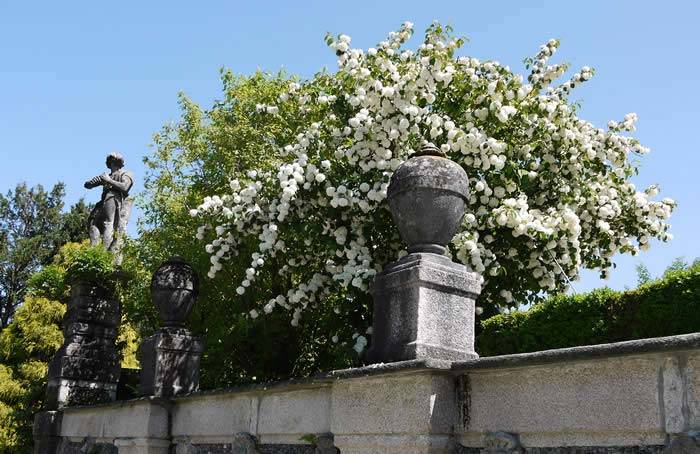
(139, 327, 204, 397)
(367, 253, 481, 363)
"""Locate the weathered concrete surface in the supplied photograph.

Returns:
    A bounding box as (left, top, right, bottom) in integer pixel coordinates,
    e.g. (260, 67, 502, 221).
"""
(60, 397, 169, 452)
(453, 335, 700, 449)
(331, 370, 456, 453)
(257, 388, 332, 444)
(171, 383, 332, 446)
(688, 355, 700, 429)
(458, 355, 666, 447)
(172, 394, 256, 444)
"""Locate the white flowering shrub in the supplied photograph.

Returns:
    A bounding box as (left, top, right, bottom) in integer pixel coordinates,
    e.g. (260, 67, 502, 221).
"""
(190, 22, 675, 332)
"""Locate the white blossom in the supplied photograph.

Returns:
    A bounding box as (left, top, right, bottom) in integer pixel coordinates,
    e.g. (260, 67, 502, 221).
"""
(191, 21, 675, 331)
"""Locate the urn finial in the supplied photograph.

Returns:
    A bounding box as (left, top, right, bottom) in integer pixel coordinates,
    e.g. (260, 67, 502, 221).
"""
(150, 256, 199, 327)
(415, 143, 444, 157)
(387, 145, 469, 254)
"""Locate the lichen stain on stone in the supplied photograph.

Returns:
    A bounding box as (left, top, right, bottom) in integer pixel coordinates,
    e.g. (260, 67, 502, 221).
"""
(456, 374, 471, 429)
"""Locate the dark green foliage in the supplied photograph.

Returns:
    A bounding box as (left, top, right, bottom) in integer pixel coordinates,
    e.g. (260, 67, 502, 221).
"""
(477, 262, 700, 356)
(63, 245, 116, 290)
(0, 183, 91, 330)
(26, 265, 67, 302)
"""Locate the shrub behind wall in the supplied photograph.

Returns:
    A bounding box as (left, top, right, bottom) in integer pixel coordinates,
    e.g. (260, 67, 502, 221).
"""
(477, 263, 700, 356)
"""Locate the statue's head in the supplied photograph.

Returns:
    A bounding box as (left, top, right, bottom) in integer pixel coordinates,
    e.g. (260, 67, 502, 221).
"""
(106, 152, 125, 170)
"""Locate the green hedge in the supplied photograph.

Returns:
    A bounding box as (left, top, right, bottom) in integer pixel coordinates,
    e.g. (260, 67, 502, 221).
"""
(477, 263, 700, 356)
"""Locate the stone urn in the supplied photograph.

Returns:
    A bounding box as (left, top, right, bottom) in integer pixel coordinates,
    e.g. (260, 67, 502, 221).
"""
(151, 256, 199, 327)
(388, 144, 469, 254)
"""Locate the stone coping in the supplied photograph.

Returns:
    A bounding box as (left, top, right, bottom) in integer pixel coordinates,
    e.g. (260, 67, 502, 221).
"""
(328, 357, 452, 379)
(452, 332, 700, 372)
(59, 395, 171, 413)
(171, 375, 334, 401)
(171, 359, 455, 401)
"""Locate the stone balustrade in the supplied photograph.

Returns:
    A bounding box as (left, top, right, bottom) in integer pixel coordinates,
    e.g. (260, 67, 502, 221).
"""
(33, 148, 700, 453)
(40, 334, 700, 453)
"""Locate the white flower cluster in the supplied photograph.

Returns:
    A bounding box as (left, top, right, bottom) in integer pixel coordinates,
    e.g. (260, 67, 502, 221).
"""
(190, 22, 675, 347)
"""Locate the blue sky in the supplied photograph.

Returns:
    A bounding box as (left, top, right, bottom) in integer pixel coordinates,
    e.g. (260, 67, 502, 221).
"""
(1, 1, 698, 293)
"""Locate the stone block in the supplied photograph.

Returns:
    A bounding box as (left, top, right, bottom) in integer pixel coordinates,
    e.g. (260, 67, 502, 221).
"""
(257, 387, 332, 442)
(459, 356, 666, 447)
(172, 394, 257, 442)
(687, 353, 700, 429)
(367, 252, 481, 363)
(48, 354, 120, 382)
(45, 378, 117, 410)
(331, 370, 455, 451)
(60, 399, 169, 440)
(662, 356, 685, 434)
(57, 438, 118, 454)
(139, 327, 204, 397)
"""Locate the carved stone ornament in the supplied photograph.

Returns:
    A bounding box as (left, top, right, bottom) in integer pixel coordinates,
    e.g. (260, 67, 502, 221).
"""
(232, 432, 260, 454)
(315, 433, 340, 454)
(484, 431, 523, 453)
(664, 431, 700, 454)
(387, 143, 469, 254)
(151, 256, 199, 327)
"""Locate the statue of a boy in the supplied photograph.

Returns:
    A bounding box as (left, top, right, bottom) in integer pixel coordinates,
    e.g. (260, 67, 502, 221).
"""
(84, 153, 134, 259)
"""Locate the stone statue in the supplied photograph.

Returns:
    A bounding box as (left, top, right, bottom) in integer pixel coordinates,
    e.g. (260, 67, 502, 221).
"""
(84, 153, 134, 262)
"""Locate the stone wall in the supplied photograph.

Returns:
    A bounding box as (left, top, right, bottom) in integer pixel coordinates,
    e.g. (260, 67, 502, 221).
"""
(453, 335, 700, 451)
(50, 333, 700, 453)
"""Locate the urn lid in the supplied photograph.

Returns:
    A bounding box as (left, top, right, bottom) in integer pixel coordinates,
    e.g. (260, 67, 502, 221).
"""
(388, 144, 469, 200)
(151, 256, 199, 295)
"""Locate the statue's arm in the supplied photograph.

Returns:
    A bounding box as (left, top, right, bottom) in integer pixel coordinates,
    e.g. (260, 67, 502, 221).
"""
(102, 174, 133, 193)
(84, 176, 102, 189)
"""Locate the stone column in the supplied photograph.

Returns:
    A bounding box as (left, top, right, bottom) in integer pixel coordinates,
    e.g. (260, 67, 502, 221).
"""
(45, 281, 122, 409)
(367, 144, 482, 363)
(35, 280, 122, 454)
(139, 257, 203, 397)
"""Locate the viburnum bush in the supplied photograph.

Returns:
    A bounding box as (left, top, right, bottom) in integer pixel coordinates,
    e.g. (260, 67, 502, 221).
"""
(190, 22, 675, 344)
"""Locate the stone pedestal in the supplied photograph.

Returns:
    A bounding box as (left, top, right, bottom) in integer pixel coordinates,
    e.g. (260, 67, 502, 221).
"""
(45, 282, 121, 409)
(33, 410, 63, 454)
(367, 252, 481, 363)
(139, 327, 203, 397)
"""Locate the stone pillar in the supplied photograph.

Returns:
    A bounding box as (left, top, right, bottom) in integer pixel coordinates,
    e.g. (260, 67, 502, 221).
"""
(368, 252, 481, 362)
(139, 257, 203, 397)
(32, 410, 63, 454)
(139, 327, 203, 397)
(367, 144, 482, 363)
(45, 281, 121, 409)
